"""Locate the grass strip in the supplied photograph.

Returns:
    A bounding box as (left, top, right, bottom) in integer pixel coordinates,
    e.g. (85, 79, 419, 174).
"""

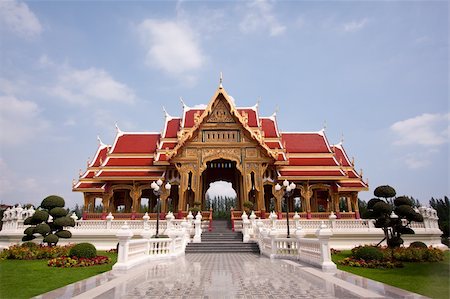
(332, 250, 450, 299)
(0, 251, 117, 299)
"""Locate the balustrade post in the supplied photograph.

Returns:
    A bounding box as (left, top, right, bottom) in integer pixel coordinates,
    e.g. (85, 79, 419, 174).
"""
(249, 211, 257, 237)
(270, 234, 277, 258)
(193, 212, 202, 243)
(328, 211, 337, 230)
(181, 219, 190, 245)
(315, 222, 337, 272)
(293, 212, 300, 228)
(242, 211, 250, 243)
(113, 222, 134, 271)
(270, 211, 277, 232)
(106, 212, 114, 230)
(166, 211, 174, 232)
(187, 211, 194, 225)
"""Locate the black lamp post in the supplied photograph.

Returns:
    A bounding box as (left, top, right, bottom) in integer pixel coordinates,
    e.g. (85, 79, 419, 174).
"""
(275, 180, 296, 238)
(151, 179, 171, 238)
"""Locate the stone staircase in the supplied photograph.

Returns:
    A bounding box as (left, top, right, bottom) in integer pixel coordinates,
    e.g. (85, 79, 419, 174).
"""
(185, 220, 259, 253)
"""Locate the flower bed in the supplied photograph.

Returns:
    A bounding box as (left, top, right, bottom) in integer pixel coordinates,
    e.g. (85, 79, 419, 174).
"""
(0, 243, 74, 260)
(48, 255, 111, 268)
(336, 245, 444, 268)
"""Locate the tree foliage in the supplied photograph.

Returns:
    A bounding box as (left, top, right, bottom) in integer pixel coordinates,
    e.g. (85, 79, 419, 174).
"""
(429, 196, 449, 246)
(365, 186, 423, 248)
(22, 195, 75, 246)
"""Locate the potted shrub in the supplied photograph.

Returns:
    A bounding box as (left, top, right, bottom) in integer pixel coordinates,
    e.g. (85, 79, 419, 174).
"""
(243, 201, 254, 214)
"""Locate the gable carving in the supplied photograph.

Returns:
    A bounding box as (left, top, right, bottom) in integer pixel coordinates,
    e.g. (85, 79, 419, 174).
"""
(206, 100, 235, 123)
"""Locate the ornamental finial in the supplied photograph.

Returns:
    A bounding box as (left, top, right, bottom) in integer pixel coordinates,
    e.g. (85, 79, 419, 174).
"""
(115, 123, 122, 134)
(180, 97, 186, 109)
(97, 135, 105, 147)
(79, 169, 83, 177)
(219, 72, 223, 88)
(340, 133, 344, 144)
(162, 106, 170, 119)
(360, 168, 363, 178)
(322, 120, 327, 131)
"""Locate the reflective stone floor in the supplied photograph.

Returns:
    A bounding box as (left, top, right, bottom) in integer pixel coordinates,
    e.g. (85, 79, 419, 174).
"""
(35, 253, 427, 299)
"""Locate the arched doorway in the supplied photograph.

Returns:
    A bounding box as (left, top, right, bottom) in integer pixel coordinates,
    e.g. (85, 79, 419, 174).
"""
(201, 159, 242, 216)
(205, 181, 237, 219)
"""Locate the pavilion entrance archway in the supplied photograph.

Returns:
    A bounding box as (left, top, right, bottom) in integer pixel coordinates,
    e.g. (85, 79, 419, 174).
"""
(201, 159, 242, 217)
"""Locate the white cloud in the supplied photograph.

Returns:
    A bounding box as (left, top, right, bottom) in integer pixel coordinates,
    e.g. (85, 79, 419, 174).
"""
(342, 18, 368, 33)
(391, 113, 449, 146)
(239, 0, 286, 36)
(138, 19, 205, 76)
(205, 181, 237, 199)
(0, 0, 42, 38)
(50, 67, 136, 105)
(0, 95, 49, 146)
(404, 154, 431, 169)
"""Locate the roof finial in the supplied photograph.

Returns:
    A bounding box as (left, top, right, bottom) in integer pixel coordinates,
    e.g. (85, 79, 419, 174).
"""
(79, 169, 82, 177)
(180, 96, 186, 109)
(340, 133, 344, 144)
(322, 120, 327, 131)
(256, 97, 261, 108)
(72, 179, 76, 187)
(87, 157, 90, 167)
(115, 123, 122, 134)
(162, 106, 170, 119)
(97, 135, 106, 147)
(219, 72, 223, 88)
(359, 168, 363, 178)
(351, 156, 355, 166)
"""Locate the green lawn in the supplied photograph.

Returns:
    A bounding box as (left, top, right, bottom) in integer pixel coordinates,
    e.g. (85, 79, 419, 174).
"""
(0, 251, 117, 299)
(332, 250, 450, 299)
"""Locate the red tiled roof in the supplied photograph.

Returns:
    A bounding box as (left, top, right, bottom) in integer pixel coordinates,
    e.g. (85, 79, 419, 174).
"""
(265, 141, 282, 149)
(112, 133, 160, 154)
(261, 118, 278, 137)
(96, 171, 164, 178)
(104, 158, 154, 167)
(288, 157, 339, 166)
(183, 109, 204, 128)
(279, 170, 345, 177)
(90, 146, 109, 167)
(159, 142, 177, 150)
(82, 171, 95, 179)
(282, 133, 330, 153)
(348, 170, 359, 178)
(333, 145, 351, 166)
(164, 118, 180, 138)
(157, 154, 167, 161)
(238, 109, 258, 127)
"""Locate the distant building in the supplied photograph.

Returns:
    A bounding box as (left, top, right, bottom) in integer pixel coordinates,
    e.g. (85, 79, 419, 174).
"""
(73, 84, 368, 220)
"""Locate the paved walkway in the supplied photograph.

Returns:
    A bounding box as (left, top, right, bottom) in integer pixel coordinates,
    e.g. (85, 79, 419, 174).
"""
(35, 253, 427, 299)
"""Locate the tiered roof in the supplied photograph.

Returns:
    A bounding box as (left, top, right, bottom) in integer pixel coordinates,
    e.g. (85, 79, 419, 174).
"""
(73, 86, 368, 193)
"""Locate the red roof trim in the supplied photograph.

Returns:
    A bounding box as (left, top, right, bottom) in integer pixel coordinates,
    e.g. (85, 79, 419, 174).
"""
(96, 171, 164, 178)
(279, 170, 345, 177)
(288, 157, 340, 166)
(103, 158, 154, 167)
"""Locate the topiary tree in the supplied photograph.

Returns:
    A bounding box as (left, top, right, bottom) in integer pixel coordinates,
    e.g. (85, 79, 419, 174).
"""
(22, 195, 75, 246)
(364, 185, 424, 248)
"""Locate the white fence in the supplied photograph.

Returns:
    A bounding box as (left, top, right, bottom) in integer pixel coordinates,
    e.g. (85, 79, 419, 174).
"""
(112, 222, 190, 271)
(241, 210, 336, 272)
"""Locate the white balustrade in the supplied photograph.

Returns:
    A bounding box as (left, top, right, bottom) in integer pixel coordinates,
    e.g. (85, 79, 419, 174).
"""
(259, 222, 337, 272)
(113, 223, 187, 271)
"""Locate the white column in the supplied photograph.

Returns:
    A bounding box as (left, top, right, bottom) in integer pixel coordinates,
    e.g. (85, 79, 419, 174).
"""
(315, 222, 337, 272)
(113, 222, 134, 271)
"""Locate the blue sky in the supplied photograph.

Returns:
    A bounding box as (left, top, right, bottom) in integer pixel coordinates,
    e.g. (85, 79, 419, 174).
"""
(0, 0, 448, 209)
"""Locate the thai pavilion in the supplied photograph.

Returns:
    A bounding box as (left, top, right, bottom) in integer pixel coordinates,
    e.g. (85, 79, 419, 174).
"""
(73, 82, 368, 221)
